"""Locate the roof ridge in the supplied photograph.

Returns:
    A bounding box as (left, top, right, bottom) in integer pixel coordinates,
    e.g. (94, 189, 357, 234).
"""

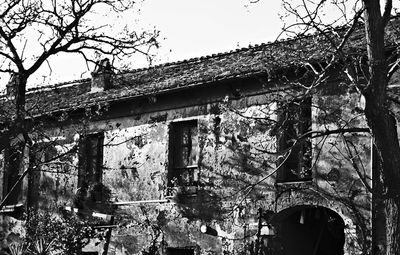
(27, 42, 274, 89)
(27, 18, 372, 90)
(120, 34, 330, 75)
(27, 78, 91, 93)
(119, 41, 281, 74)
(25, 36, 310, 90)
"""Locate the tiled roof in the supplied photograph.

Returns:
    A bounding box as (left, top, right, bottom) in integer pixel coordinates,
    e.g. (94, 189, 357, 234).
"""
(19, 18, 400, 116)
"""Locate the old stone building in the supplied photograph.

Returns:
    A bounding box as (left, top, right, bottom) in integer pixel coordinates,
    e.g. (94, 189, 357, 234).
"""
(0, 27, 384, 254)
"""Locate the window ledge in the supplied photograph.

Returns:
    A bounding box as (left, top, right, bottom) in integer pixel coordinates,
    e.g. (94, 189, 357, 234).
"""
(63, 206, 113, 220)
(276, 179, 313, 186)
(0, 203, 24, 213)
(167, 185, 198, 197)
(180, 165, 198, 168)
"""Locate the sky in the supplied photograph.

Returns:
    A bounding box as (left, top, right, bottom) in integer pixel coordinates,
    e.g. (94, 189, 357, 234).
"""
(1, 0, 396, 89)
(25, 0, 284, 87)
(139, 0, 283, 63)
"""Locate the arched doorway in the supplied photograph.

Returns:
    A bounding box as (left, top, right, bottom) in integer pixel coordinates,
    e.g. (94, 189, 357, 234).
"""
(271, 206, 345, 255)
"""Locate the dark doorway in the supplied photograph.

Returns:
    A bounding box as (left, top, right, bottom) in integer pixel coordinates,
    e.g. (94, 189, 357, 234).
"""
(272, 206, 345, 255)
(167, 247, 195, 255)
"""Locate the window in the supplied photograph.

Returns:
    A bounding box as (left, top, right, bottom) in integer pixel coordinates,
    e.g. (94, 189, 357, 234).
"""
(27, 142, 61, 209)
(2, 145, 24, 206)
(276, 98, 312, 182)
(27, 143, 47, 210)
(168, 120, 199, 187)
(78, 133, 104, 188)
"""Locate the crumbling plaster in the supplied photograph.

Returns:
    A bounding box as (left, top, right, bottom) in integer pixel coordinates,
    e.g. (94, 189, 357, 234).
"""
(0, 86, 372, 255)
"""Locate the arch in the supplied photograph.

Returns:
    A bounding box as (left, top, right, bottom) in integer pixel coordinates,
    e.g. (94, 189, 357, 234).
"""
(270, 205, 345, 255)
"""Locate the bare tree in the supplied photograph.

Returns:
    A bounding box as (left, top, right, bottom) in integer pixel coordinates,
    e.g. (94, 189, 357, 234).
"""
(259, 0, 400, 254)
(0, 0, 158, 211)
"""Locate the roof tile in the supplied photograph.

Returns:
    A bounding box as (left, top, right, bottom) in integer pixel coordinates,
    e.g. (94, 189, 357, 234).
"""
(15, 18, 400, 116)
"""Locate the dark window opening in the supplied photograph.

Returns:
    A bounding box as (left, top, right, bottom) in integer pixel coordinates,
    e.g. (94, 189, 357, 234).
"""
(78, 133, 104, 189)
(276, 98, 312, 182)
(167, 247, 195, 255)
(27, 143, 58, 209)
(2, 146, 23, 206)
(168, 120, 199, 188)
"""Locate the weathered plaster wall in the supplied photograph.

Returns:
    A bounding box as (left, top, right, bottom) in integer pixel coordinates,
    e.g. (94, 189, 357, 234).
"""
(103, 123, 168, 202)
(274, 89, 371, 254)
(0, 84, 372, 255)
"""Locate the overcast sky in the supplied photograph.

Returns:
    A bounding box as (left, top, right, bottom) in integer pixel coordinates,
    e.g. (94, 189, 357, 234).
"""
(140, 0, 282, 63)
(1, 0, 396, 88)
(25, 0, 283, 87)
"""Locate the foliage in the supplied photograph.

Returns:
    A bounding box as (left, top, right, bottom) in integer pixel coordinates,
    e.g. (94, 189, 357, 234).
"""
(8, 242, 25, 255)
(23, 210, 103, 255)
(27, 239, 55, 255)
(0, 0, 158, 212)
(88, 182, 112, 205)
(72, 182, 114, 214)
(254, 0, 400, 254)
(0, 0, 159, 75)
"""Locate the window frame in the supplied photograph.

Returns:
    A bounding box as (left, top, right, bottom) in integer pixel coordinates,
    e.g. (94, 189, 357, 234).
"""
(167, 120, 199, 188)
(27, 140, 65, 209)
(78, 132, 104, 189)
(276, 98, 312, 183)
(2, 144, 24, 207)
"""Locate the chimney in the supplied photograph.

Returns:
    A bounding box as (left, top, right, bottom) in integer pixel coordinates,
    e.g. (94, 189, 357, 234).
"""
(91, 58, 113, 93)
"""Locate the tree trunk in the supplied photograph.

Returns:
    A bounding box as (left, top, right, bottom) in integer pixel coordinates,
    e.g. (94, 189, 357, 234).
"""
(372, 145, 387, 254)
(385, 199, 400, 254)
(363, 1, 400, 254)
(0, 73, 29, 212)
